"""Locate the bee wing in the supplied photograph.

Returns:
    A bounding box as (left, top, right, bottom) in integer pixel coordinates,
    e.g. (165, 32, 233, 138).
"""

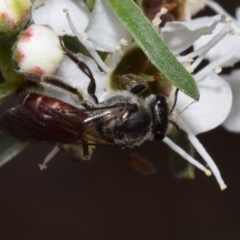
(0, 95, 120, 146)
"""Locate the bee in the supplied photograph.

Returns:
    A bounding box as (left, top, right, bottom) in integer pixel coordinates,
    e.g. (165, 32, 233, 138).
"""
(0, 41, 177, 162)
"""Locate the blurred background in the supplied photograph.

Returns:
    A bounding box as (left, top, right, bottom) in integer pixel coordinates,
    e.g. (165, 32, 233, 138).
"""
(0, 0, 240, 239)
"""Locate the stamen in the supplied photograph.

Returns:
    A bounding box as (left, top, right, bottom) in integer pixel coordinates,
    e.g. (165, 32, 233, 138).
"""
(228, 28, 235, 35)
(185, 65, 193, 73)
(178, 23, 229, 68)
(160, 7, 168, 15)
(202, 30, 209, 35)
(163, 137, 212, 174)
(114, 38, 128, 53)
(190, 23, 230, 71)
(38, 164, 47, 171)
(214, 66, 222, 74)
(38, 146, 59, 170)
(66, 12, 110, 73)
(207, 1, 240, 33)
(187, 56, 194, 62)
(152, 7, 167, 32)
(115, 45, 121, 51)
(152, 18, 162, 26)
(205, 170, 212, 176)
(178, 118, 227, 190)
(120, 38, 128, 46)
(220, 183, 227, 191)
(225, 16, 232, 23)
(195, 44, 240, 80)
(80, 32, 88, 40)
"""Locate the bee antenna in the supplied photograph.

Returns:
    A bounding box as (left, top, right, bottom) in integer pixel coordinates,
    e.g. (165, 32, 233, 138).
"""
(170, 88, 179, 113)
(179, 100, 196, 115)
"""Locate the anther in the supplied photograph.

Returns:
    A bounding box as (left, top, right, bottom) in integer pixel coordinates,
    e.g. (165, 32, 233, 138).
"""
(152, 18, 162, 26)
(80, 32, 88, 40)
(205, 169, 212, 176)
(186, 65, 193, 73)
(225, 16, 232, 23)
(214, 66, 222, 74)
(187, 56, 194, 62)
(228, 28, 235, 35)
(220, 183, 227, 191)
(120, 38, 128, 45)
(38, 164, 47, 171)
(115, 45, 121, 51)
(160, 7, 168, 15)
(202, 30, 209, 35)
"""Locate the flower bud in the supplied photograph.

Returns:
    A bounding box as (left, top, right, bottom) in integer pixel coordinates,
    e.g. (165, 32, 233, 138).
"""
(13, 24, 64, 75)
(0, 0, 32, 40)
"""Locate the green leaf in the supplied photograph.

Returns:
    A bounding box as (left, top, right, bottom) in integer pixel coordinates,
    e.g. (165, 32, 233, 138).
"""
(0, 40, 23, 103)
(168, 129, 195, 179)
(107, 0, 199, 100)
(85, 0, 96, 11)
(0, 131, 28, 167)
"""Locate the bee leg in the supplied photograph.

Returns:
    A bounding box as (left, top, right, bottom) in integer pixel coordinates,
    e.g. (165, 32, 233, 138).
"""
(59, 39, 99, 104)
(59, 142, 94, 161)
(82, 99, 95, 108)
(12, 70, 84, 102)
(118, 74, 148, 95)
(82, 139, 91, 160)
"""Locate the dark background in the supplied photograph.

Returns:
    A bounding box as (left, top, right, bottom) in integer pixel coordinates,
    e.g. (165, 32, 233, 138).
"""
(0, 1, 240, 239)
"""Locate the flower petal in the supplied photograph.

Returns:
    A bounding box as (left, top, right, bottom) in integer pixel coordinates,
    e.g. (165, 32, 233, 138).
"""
(222, 70, 240, 132)
(32, 0, 90, 36)
(236, 7, 240, 22)
(161, 15, 225, 54)
(176, 73, 232, 135)
(85, 0, 132, 52)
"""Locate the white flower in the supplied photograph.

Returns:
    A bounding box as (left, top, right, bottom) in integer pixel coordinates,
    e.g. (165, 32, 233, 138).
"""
(222, 70, 240, 132)
(194, 2, 240, 68)
(30, 0, 233, 189)
(176, 73, 232, 135)
(32, 0, 131, 53)
(32, 0, 91, 36)
(192, 1, 240, 133)
(159, 14, 233, 189)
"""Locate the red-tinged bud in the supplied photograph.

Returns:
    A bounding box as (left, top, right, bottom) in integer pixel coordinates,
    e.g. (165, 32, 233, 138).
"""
(0, 0, 32, 41)
(13, 24, 65, 75)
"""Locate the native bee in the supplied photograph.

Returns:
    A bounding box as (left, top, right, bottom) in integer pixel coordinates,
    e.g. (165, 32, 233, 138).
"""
(0, 41, 177, 162)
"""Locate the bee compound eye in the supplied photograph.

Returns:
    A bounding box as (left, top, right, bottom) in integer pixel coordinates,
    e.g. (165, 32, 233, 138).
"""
(153, 95, 169, 141)
(156, 95, 167, 107)
(154, 128, 165, 140)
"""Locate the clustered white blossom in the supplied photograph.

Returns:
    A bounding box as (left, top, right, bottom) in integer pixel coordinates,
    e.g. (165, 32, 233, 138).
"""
(5, 0, 240, 189)
(200, 1, 240, 133)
